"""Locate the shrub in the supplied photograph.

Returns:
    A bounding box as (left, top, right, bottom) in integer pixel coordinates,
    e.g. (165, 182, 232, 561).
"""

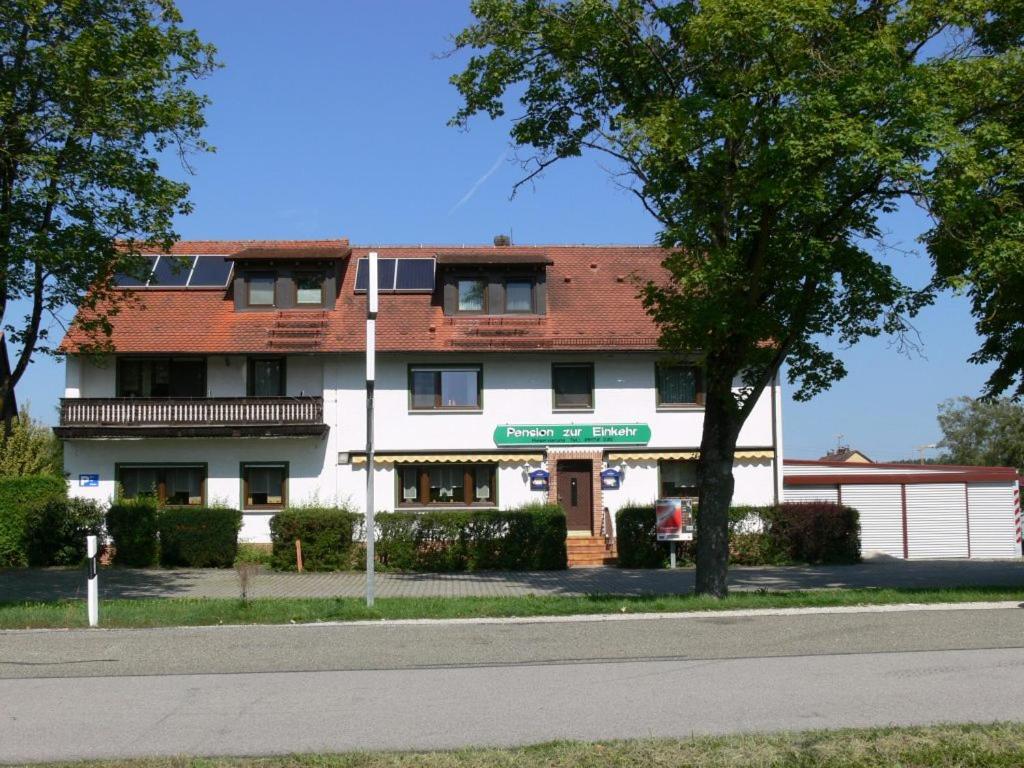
(158, 507, 242, 568)
(25, 497, 105, 566)
(616, 501, 859, 567)
(766, 501, 861, 564)
(269, 506, 361, 571)
(105, 499, 160, 567)
(0, 474, 67, 568)
(376, 504, 567, 571)
(615, 505, 667, 568)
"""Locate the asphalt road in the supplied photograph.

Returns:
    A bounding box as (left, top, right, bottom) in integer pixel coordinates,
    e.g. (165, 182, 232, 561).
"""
(3, 606, 1024, 763)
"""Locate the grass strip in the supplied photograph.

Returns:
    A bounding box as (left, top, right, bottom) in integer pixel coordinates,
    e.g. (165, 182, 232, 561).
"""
(26, 723, 1024, 767)
(1, 585, 1021, 629)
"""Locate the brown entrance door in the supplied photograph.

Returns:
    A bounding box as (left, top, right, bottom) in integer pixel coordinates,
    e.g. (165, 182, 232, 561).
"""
(557, 460, 592, 532)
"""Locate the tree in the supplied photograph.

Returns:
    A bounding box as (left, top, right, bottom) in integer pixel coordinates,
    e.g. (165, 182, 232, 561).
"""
(925, 4, 1024, 399)
(0, 405, 61, 476)
(936, 396, 1024, 469)
(449, 1, 1009, 595)
(0, 0, 217, 415)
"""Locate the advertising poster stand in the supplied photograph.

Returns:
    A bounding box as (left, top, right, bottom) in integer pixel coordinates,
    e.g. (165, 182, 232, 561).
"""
(655, 498, 694, 568)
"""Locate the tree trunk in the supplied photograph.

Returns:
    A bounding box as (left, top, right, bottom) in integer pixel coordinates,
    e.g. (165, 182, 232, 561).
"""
(694, 378, 742, 597)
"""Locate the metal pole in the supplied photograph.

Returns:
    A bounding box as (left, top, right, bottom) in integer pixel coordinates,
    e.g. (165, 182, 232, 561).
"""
(669, 541, 677, 569)
(365, 252, 378, 607)
(86, 535, 99, 626)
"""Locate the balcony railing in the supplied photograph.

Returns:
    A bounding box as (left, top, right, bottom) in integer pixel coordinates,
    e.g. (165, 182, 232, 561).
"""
(56, 396, 326, 438)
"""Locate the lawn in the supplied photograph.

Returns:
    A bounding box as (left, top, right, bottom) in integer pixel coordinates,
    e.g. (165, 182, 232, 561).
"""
(26, 723, 1024, 767)
(1, 585, 1021, 629)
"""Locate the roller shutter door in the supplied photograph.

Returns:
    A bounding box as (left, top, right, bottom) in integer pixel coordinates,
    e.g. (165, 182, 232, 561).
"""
(783, 485, 839, 503)
(905, 483, 968, 559)
(840, 485, 904, 558)
(967, 482, 1018, 558)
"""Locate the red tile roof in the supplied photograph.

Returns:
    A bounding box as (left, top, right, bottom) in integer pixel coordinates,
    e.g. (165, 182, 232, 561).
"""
(60, 241, 671, 354)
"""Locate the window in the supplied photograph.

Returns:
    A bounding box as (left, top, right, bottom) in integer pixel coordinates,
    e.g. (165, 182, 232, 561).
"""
(242, 463, 287, 509)
(248, 273, 275, 306)
(504, 279, 534, 313)
(457, 279, 486, 312)
(659, 460, 699, 498)
(118, 465, 205, 506)
(656, 364, 703, 406)
(409, 366, 482, 410)
(117, 358, 206, 398)
(398, 464, 496, 506)
(295, 273, 325, 305)
(248, 358, 286, 396)
(552, 363, 594, 409)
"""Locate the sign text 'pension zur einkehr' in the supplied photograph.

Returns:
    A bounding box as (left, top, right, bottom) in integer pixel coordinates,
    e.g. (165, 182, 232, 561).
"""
(493, 423, 652, 446)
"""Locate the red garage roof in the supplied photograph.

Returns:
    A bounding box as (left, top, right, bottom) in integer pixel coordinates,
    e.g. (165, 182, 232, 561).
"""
(60, 242, 671, 354)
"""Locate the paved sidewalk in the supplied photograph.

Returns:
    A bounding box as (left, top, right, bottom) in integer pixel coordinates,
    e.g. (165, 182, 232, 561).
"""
(2, 558, 1023, 601)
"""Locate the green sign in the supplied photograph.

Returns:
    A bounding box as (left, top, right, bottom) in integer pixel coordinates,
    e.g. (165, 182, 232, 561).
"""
(493, 423, 652, 446)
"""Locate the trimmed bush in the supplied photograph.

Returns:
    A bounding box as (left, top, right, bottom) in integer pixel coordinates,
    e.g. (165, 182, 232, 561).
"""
(615, 501, 859, 567)
(105, 499, 160, 567)
(158, 507, 242, 568)
(766, 501, 861, 564)
(0, 474, 67, 568)
(375, 504, 567, 571)
(25, 497, 105, 566)
(269, 506, 361, 571)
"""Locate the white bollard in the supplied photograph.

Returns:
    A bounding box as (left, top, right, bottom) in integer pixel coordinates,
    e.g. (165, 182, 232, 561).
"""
(86, 535, 99, 627)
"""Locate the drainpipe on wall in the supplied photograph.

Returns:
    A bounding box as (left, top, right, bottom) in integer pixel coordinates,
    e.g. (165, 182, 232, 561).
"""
(770, 372, 781, 505)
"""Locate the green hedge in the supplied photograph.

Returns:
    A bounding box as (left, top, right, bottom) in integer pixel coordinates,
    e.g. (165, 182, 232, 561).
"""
(615, 502, 858, 568)
(269, 506, 362, 571)
(375, 505, 567, 571)
(0, 475, 67, 568)
(158, 507, 242, 568)
(105, 499, 160, 567)
(25, 497, 105, 566)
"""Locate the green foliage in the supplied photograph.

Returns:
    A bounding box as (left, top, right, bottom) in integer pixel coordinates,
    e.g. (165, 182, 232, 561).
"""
(24, 497, 104, 566)
(235, 543, 273, 567)
(0, 474, 67, 567)
(615, 502, 857, 568)
(269, 506, 362, 571)
(375, 505, 567, 572)
(936, 396, 1024, 470)
(449, 0, 1013, 594)
(105, 499, 159, 567)
(765, 502, 861, 565)
(0, 0, 218, 412)
(0, 408, 62, 477)
(157, 507, 241, 568)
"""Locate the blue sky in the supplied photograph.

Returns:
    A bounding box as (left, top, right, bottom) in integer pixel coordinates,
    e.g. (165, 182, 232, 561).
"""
(28, 0, 993, 460)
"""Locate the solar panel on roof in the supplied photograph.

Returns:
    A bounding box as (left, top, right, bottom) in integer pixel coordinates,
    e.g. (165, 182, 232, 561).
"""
(395, 259, 435, 292)
(149, 255, 195, 286)
(188, 256, 233, 287)
(113, 256, 158, 286)
(354, 258, 398, 292)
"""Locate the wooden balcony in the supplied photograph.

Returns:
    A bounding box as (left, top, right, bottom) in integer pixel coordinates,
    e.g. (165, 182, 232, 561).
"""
(54, 396, 328, 439)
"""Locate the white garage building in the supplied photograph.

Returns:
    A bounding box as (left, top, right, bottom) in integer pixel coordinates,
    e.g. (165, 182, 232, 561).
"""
(784, 460, 1022, 560)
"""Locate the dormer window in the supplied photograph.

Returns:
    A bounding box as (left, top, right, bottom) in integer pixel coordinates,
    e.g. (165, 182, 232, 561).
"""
(457, 279, 486, 312)
(248, 273, 276, 306)
(504, 278, 534, 313)
(296, 273, 325, 305)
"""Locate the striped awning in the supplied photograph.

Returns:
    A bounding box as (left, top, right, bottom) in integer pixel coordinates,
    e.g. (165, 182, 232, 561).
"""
(351, 453, 543, 465)
(607, 449, 775, 462)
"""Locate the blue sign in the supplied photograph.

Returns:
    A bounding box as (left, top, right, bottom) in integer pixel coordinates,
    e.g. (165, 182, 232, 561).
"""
(79, 474, 99, 487)
(528, 469, 550, 492)
(600, 468, 621, 490)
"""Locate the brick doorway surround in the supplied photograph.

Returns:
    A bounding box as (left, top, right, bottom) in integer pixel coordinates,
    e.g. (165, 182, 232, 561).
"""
(547, 448, 603, 535)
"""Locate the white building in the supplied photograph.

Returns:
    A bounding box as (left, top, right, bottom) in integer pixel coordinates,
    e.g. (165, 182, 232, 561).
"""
(58, 240, 783, 565)
(785, 459, 1022, 559)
